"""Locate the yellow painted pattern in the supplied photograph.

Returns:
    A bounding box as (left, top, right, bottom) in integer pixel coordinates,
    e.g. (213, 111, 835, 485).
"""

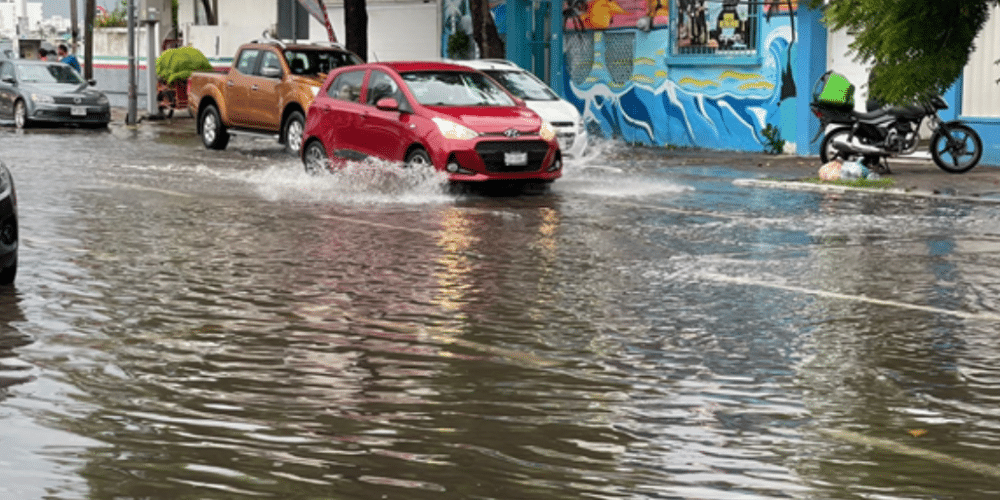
(738, 81, 775, 91)
(678, 77, 716, 88)
(634, 57, 657, 66)
(720, 70, 761, 81)
(631, 74, 656, 84)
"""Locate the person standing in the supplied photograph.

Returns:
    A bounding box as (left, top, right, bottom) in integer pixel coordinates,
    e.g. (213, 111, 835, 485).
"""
(57, 44, 81, 73)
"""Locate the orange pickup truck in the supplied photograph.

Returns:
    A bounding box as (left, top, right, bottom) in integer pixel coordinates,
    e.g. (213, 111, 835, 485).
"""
(188, 38, 362, 155)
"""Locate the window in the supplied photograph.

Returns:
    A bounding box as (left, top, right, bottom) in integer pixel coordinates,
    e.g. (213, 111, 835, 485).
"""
(235, 49, 260, 75)
(259, 51, 282, 77)
(0, 62, 12, 82)
(401, 71, 515, 107)
(674, 0, 758, 59)
(284, 49, 363, 76)
(329, 70, 365, 102)
(483, 69, 558, 101)
(366, 70, 405, 106)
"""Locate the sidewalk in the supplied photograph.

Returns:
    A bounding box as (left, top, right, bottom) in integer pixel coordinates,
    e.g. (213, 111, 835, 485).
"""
(612, 145, 1000, 202)
(111, 107, 1000, 202)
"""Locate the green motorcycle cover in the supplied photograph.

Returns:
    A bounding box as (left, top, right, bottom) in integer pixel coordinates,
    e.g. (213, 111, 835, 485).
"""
(817, 71, 855, 107)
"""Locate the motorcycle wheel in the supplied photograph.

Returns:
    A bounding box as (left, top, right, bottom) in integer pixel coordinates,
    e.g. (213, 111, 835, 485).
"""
(819, 127, 853, 164)
(931, 123, 982, 174)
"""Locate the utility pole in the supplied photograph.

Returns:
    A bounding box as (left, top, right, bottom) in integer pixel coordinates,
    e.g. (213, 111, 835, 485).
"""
(127, 0, 137, 124)
(69, 0, 78, 54)
(84, 0, 94, 81)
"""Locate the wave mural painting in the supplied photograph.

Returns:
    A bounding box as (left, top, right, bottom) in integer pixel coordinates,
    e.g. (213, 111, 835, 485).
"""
(562, 0, 800, 152)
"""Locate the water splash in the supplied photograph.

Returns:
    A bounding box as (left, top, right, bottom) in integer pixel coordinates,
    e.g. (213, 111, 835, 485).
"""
(244, 159, 454, 205)
(558, 139, 691, 198)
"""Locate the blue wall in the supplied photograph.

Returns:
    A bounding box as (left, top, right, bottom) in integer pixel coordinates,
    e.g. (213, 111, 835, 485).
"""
(553, 1, 815, 155)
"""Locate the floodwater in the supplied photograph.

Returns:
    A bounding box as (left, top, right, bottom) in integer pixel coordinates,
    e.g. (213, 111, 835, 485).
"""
(1, 124, 999, 499)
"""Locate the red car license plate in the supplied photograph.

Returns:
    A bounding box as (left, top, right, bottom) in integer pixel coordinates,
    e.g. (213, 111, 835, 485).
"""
(504, 151, 527, 166)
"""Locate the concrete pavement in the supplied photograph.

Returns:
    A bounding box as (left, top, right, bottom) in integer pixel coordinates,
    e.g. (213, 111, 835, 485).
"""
(113, 107, 1000, 203)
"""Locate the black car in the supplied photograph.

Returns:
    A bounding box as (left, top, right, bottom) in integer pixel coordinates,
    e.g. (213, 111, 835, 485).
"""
(0, 59, 111, 129)
(0, 162, 16, 284)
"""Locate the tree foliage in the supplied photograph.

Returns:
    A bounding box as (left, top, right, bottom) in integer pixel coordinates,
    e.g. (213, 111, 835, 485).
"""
(811, 0, 995, 104)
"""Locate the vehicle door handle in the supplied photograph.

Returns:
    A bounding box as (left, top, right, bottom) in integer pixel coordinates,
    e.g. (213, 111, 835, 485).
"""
(251, 85, 259, 91)
(226, 81, 234, 87)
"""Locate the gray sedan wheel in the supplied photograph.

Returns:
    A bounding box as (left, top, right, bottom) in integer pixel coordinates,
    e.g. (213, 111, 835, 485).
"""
(13, 100, 29, 130)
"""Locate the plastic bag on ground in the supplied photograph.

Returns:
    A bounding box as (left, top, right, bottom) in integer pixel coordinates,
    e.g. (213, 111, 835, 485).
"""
(839, 161, 871, 180)
(819, 160, 842, 181)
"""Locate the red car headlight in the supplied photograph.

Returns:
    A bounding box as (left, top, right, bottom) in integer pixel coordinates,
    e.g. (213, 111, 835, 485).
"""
(432, 117, 479, 140)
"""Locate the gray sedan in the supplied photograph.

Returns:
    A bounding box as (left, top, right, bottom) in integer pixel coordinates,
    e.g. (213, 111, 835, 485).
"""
(0, 59, 111, 129)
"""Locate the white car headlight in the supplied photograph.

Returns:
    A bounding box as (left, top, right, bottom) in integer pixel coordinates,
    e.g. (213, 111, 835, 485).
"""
(31, 93, 53, 104)
(539, 121, 556, 142)
(433, 117, 479, 140)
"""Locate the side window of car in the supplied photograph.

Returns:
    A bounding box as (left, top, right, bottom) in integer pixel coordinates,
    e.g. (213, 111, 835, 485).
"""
(328, 70, 364, 103)
(235, 49, 260, 75)
(365, 71, 403, 106)
(259, 51, 282, 77)
(0, 62, 12, 82)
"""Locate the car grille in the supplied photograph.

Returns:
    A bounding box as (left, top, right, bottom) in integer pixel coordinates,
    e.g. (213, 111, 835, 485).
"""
(54, 96, 91, 105)
(475, 140, 550, 173)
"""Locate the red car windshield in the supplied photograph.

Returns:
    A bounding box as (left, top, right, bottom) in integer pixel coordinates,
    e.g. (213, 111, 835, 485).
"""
(401, 70, 515, 107)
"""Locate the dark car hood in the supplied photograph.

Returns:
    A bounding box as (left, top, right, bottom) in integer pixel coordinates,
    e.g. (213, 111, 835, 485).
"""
(431, 106, 542, 134)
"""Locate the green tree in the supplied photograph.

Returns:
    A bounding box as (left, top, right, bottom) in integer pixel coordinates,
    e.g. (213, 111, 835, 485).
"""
(812, 0, 995, 104)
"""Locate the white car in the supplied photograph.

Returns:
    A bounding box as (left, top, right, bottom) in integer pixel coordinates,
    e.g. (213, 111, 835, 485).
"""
(449, 59, 587, 157)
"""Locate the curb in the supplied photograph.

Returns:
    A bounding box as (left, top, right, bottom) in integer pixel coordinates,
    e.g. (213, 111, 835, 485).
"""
(733, 178, 1000, 205)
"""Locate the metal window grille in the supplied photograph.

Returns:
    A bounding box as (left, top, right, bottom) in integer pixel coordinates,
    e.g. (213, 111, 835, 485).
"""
(565, 31, 594, 86)
(603, 32, 635, 86)
(673, 0, 758, 58)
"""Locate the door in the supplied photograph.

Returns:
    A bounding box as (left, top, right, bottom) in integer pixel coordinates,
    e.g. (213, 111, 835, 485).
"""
(244, 50, 283, 131)
(226, 48, 262, 127)
(505, 0, 565, 96)
(0, 61, 14, 120)
(322, 69, 368, 162)
(356, 70, 412, 162)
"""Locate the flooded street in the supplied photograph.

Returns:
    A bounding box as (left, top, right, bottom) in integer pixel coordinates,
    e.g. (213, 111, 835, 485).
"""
(1, 123, 999, 499)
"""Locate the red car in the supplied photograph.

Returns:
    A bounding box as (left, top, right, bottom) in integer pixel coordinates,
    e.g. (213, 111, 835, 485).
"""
(301, 61, 562, 183)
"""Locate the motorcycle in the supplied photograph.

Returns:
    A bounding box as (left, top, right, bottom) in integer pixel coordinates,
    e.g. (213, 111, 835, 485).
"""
(810, 71, 983, 174)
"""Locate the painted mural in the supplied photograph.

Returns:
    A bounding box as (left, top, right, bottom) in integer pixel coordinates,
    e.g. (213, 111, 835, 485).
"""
(563, 0, 801, 152)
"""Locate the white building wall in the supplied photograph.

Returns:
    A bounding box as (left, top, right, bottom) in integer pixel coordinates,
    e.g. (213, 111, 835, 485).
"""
(826, 28, 871, 112)
(963, 4, 1000, 118)
(180, 0, 440, 61)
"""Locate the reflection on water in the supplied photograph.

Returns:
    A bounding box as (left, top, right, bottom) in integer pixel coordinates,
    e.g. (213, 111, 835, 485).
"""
(0, 288, 31, 396)
(1, 131, 999, 499)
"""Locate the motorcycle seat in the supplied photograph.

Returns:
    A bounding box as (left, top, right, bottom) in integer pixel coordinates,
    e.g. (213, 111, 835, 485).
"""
(856, 104, 927, 121)
(854, 108, 891, 121)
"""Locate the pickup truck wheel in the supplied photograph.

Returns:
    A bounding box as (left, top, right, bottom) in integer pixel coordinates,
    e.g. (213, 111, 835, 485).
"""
(283, 111, 305, 155)
(200, 104, 229, 150)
